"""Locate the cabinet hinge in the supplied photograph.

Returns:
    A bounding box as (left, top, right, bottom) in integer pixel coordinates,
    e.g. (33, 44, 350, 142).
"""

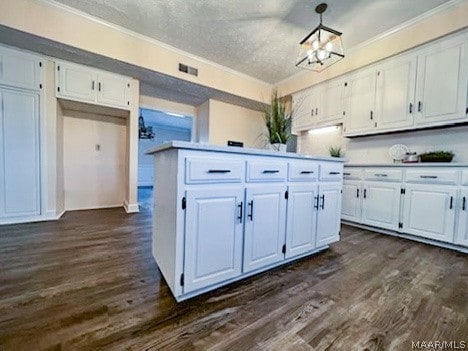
(127, 101, 130, 106)
(282, 244, 286, 254)
(39, 61, 42, 67)
(285, 190, 289, 200)
(401, 188, 406, 195)
(39, 84, 42, 89)
(57, 65, 60, 71)
(57, 87, 60, 92)
(344, 82, 347, 87)
(180, 273, 184, 286)
(398, 222, 403, 229)
(181, 197, 186, 210)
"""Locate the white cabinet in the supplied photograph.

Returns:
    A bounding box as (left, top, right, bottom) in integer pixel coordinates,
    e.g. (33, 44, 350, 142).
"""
(318, 78, 345, 123)
(456, 188, 468, 247)
(414, 33, 467, 126)
(292, 87, 318, 132)
(243, 185, 286, 272)
(0, 88, 40, 218)
(343, 68, 377, 135)
(361, 181, 401, 231)
(375, 54, 417, 132)
(56, 61, 132, 110)
(316, 183, 342, 246)
(183, 187, 244, 293)
(402, 184, 456, 243)
(341, 181, 362, 222)
(285, 184, 318, 258)
(0, 46, 41, 90)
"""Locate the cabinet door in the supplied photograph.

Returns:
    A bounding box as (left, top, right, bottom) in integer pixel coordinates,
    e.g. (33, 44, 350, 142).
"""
(0, 89, 40, 217)
(341, 181, 362, 222)
(0, 47, 40, 90)
(343, 69, 377, 135)
(402, 184, 456, 243)
(375, 55, 417, 131)
(456, 189, 468, 247)
(97, 72, 131, 109)
(285, 184, 318, 258)
(319, 79, 344, 123)
(361, 181, 401, 231)
(184, 187, 244, 293)
(243, 185, 286, 273)
(415, 33, 467, 125)
(316, 183, 342, 246)
(57, 62, 97, 103)
(292, 88, 318, 132)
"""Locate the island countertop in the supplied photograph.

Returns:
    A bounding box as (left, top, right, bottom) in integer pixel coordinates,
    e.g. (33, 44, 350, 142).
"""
(145, 141, 344, 162)
(345, 163, 468, 167)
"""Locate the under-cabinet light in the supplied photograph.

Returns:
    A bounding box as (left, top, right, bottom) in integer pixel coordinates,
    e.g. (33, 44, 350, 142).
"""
(308, 125, 339, 135)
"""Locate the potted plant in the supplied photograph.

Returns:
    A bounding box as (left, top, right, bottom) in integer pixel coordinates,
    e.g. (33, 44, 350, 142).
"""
(263, 89, 292, 152)
(419, 151, 454, 163)
(329, 146, 343, 158)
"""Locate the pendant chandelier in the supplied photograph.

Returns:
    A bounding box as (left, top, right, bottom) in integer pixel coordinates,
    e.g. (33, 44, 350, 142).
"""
(296, 3, 344, 72)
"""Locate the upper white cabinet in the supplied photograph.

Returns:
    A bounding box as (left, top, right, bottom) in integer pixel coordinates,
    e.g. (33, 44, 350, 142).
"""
(318, 78, 345, 123)
(0, 46, 41, 91)
(56, 61, 132, 110)
(414, 33, 467, 126)
(292, 87, 318, 132)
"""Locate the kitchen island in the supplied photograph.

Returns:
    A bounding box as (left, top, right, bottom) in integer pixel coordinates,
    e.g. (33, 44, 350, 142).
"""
(146, 141, 344, 301)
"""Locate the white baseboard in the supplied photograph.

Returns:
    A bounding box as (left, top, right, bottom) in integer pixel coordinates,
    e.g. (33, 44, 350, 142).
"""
(0, 212, 57, 225)
(64, 204, 124, 211)
(124, 201, 139, 213)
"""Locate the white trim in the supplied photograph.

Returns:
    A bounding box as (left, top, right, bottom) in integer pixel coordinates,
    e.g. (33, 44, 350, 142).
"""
(56, 209, 66, 219)
(39, 0, 271, 89)
(64, 204, 124, 212)
(0, 213, 57, 225)
(275, 0, 465, 88)
(124, 201, 140, 213)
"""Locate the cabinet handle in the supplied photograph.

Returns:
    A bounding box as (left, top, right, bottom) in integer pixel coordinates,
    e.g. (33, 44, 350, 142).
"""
(320, 195, 325, 210)
(92, 81, 95, 90)
(363, 189, 367, 199)
(420, 175, 437, 179)
(237, 202, 243, 223)
(300, 171, 314, 174)
(329, 171, 341, 175)
(418, 101, 422, 112)
(98, 82, 102, 91)
(343, 172, 351, 176)
(316, 107, 318, 115)
(450, 196, 453, 210)
(248, 200, 254, 220)
(208, 169, 231, 173)
(357, 188, 360, 198)
(409, 102, 413, 114)
(374, 173, 388, 177)
(311, 109, 314, 116)
(314, 196, 319, 210)
(370, 110, 373, 120)
(262, 170, 280, 174)
(463, 197, 466, 211)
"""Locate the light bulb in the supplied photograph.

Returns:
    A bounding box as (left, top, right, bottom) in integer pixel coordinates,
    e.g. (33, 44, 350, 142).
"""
(325, 42, 333, 52)
(312, 40, 319, 50)
(317, 49, 327, 61)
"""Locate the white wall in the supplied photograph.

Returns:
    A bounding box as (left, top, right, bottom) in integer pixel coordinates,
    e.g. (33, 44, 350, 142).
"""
(299, 125, 468, 163)
(63, 111, 127, 210)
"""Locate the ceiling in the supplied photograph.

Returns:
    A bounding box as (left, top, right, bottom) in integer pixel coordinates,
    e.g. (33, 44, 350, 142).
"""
(50, 0, 451, 84)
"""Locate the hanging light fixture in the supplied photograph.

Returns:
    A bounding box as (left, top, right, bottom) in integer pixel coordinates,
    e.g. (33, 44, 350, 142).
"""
(138, 115, 155, 140)
(296, 3, 344, 72)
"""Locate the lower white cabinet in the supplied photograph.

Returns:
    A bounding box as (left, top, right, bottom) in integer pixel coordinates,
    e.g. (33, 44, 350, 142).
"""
(402, 184, 457, 243)
(0, 88, 40, 219)
(149, 143, 344, 301)
(456, 189, 468, 247)
(361, 181, 401, 231)
(184, 187, 244, 293)
(243, 185, 286, 273)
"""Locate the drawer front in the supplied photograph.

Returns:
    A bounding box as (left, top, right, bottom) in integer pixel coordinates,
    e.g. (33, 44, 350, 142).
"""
(364, 169, 403, 182)
(288, 161, 319, 182)
(405, 169, 458, 185)
(246, 160, 287, 182)
(320, 163, 344, 181)
(343, 168, 363, 180)
(185, 157, 244, 184)
(462, 170, 468, 186)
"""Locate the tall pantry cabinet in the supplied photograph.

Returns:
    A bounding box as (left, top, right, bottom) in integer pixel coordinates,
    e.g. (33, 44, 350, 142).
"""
(0, 45, 43, 222)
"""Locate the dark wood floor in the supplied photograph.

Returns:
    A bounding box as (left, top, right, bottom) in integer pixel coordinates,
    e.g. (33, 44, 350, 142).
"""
(0, 204, 467, 350)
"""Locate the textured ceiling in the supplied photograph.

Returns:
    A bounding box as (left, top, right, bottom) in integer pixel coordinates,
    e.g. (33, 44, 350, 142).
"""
(50, 0, 451, 83)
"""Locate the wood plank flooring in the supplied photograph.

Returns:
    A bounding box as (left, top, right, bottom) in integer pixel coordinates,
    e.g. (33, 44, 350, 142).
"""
(0, 202, 467, 350)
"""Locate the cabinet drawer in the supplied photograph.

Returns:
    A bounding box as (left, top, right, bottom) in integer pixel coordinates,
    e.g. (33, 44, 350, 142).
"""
(246, 160, 287, 182)
(364, 169, 403, 182)
(288, 161, 318, 182)
(185, 157, 244, 184)
(320, 163, 344, 181)
(405, 169, 458, 185)
(343, 168, 363, 180)
(461, 170, 468, 186)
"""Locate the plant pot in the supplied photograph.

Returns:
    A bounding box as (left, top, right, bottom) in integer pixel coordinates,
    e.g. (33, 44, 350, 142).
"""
(268, 143, 287, 152)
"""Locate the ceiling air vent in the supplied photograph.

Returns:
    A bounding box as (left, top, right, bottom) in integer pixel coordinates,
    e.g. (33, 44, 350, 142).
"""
(179, 63, 198, 77)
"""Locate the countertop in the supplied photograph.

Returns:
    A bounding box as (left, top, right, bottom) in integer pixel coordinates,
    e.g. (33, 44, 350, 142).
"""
(145, 141, 345, 162)
(345, 163, 468, 167)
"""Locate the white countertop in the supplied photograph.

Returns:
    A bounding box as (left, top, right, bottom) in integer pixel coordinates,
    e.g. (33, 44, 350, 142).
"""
(345, 163, 468, 167)
(145, 141, 345, 162)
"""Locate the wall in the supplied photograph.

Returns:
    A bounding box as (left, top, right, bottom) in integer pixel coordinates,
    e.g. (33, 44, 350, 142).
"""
(299, 125, 468, 163)
(278, 1, 468, 96)
(205, 99, 266, 148)
(63, 111, 127, 210)
(196, 100, 210, 143)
